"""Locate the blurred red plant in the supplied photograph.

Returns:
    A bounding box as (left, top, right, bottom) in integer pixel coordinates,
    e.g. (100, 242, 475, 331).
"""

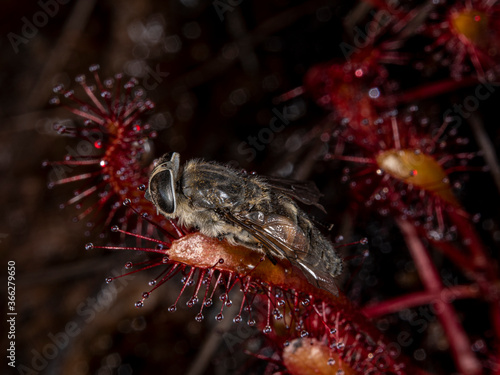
(323, 105, 480, 236)
(363, 0, 500, 80)
(294, 2, 500, 373)
(44, 65, 161, 234)
(422, 0, 500, 79)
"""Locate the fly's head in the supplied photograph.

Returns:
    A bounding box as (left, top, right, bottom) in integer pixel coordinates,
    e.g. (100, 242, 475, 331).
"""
(145, 152, 181, 216)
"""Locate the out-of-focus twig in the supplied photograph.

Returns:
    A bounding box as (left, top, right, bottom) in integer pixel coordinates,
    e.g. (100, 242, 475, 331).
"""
(468, 113, 500, 196)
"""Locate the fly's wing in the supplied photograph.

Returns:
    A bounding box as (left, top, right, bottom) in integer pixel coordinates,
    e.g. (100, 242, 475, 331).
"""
(262, 176, 326, 213)
(223, 210, 338, 295)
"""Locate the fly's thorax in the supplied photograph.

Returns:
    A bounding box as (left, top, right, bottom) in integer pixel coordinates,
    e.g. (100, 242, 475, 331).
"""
(181, 160, 270, 211)
(181, 160, 241, 209)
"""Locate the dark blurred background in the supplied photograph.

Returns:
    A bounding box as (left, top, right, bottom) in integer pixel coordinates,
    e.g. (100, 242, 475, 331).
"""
(1, 1, 499, 374)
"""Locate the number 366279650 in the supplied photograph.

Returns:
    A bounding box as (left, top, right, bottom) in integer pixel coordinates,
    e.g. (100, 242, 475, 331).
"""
(7, 260, 15, 305)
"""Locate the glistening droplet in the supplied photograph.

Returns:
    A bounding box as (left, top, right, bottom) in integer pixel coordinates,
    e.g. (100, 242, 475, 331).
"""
(195, 313, 204, 322)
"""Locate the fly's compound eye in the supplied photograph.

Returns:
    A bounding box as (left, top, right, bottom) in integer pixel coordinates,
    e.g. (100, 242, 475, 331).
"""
(146, 166, 177, 214)
(145, 152, 181, 214)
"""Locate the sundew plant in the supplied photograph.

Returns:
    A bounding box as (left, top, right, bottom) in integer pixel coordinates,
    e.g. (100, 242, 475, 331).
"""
(3, 1, 500, 375)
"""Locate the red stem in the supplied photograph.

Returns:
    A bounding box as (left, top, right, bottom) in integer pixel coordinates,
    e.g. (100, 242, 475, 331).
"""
(397, 218, 483, 375)
(445, 211, 500, 373)
(362, 284, 480, 318)
(427, 235, 477, 273)
(447, 209, 491, 275)
(381, 76, 479, 107)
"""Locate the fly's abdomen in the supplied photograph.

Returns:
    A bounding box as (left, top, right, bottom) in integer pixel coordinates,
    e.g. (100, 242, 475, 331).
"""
(310, 227, 343, 277)
(297, 212, 343, 278)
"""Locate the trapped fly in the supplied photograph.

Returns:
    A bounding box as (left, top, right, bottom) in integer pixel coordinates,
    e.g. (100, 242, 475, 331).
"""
(145, 152, 342, 294)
